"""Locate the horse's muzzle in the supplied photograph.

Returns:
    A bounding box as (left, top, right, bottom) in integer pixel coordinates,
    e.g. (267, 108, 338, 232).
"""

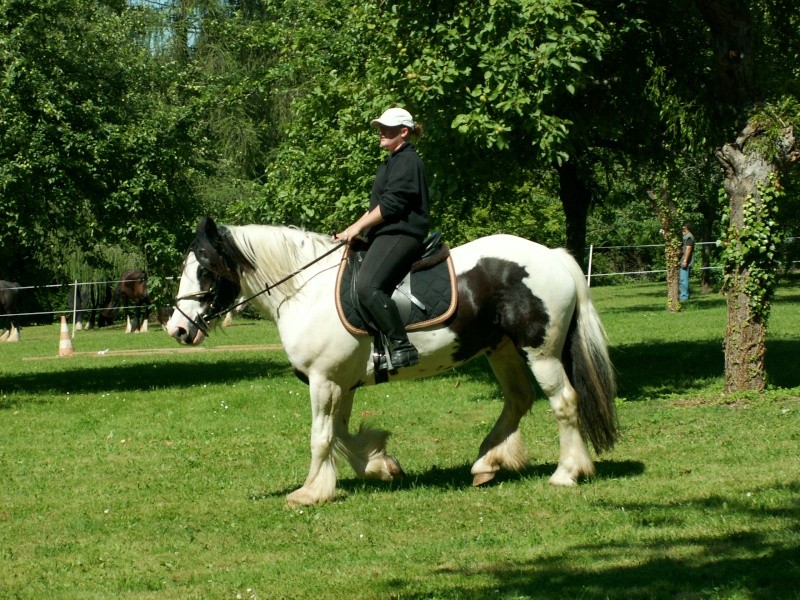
(166, 311, 206, 345)
(171, 324, 205, 346)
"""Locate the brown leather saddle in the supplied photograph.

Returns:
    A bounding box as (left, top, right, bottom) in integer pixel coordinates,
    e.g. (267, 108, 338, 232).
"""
(335, 232, 458, 338)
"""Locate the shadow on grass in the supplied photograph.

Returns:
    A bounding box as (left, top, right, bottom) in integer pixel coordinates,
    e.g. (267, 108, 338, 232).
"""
(610, 340, 725, 398)
(363, 458, 645, 491)
(598, 291, 728, 315)
(0, 356, 291, 403)
(450, 336, 799, 399)
(5, 338, 796, 413)
(612, 338, 800, 397)
(387, 480, 800, 600)
(258, 459, 646, 502)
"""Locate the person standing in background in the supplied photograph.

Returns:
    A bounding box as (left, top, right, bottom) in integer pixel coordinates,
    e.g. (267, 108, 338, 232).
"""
(679, 223, 695, 302)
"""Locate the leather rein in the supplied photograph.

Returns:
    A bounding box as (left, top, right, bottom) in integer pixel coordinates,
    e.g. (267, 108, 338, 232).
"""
(173, 240, 346, 337)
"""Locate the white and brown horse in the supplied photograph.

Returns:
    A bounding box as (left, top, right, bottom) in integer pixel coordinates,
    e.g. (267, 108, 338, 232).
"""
(167, 217, 618, 506)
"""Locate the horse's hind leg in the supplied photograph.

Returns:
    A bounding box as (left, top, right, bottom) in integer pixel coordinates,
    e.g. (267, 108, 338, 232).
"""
(471, 342, 534, 486)
(528, 354, 594, 485)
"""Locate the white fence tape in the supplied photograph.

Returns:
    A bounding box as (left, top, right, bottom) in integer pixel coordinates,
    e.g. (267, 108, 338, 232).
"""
(0, 277, 175, 320)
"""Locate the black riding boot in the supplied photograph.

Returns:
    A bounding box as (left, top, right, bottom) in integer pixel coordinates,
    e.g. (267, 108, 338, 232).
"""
(367, 291, 420, 369)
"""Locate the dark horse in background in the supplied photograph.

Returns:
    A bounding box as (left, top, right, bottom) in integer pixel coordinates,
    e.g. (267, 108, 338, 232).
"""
(100, 269, 151, 332)
(67, 282, 115, 330)
(0, 280, 20, 341)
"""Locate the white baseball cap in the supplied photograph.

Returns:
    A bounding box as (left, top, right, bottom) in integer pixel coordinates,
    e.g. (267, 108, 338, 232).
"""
(370, 107, 415, 128)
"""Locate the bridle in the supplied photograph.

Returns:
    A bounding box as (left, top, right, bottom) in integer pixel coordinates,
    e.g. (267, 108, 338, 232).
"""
(173, 240, 346, 337)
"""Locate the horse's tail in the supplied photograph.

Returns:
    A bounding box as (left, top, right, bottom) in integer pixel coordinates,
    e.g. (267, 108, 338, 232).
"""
(554, 249, 619, 454)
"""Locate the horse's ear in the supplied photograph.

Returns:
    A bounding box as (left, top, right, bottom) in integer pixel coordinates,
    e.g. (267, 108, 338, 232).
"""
(192, 217, 248, 280)
(197, 217, 219, 240)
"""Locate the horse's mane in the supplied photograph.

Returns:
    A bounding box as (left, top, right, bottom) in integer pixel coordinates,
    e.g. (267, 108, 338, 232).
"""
(224, 224, 341, 298)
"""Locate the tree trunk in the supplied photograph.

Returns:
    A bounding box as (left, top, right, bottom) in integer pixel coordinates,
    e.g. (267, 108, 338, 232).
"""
(557, 160, 591, 269)
(724, 285, 767, 392)
(173, 0, 192, 64)
(717, 135, 773, 392)
(700, 246, 712, 294)
(649, 183, 681, 312)
(664, 239, 681, 312)
(698, 203, 718, 294)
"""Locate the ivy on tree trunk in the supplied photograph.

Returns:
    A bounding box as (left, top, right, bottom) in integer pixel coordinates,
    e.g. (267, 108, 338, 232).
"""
(649, 182, 681, 312)
(717, 126, 788, 392)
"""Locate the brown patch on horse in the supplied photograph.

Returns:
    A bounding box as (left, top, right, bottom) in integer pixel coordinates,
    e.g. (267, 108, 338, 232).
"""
(119, 269, 148, 304)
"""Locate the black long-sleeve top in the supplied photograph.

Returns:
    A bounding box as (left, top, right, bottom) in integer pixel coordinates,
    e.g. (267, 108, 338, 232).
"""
(367, 142, 430, 242)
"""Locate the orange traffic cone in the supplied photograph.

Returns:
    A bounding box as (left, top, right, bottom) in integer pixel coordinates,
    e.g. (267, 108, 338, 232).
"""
(58, 315, 74, 356)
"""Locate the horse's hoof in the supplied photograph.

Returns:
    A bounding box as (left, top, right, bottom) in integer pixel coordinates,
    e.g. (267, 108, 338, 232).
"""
(472, 472, 496, 487)
(286, 488, 323, 507)
(387, 455, 406, 479)
(548, 468, 578, 486)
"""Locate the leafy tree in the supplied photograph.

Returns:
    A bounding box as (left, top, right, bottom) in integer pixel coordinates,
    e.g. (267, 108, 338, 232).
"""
(390, 0, 610, 250)
(227, 0, 608, 250)
(608, 0, 799, 390)
(693, 0, 798, 391)
(0, 0, 208, 295)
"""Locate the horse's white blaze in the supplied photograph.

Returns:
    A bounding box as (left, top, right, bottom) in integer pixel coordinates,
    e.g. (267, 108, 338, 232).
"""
(170, 221, 619, 505)
(166, 252, 206, 345)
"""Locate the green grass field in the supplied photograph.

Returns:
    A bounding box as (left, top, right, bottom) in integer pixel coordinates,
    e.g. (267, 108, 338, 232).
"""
(1, 281, 798, 599)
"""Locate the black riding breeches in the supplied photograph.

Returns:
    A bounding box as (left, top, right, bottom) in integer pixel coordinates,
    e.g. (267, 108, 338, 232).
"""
(355, 234, 422, 308)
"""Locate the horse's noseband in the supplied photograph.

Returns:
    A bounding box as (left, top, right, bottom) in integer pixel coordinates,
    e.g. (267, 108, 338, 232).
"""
(173, 287, 218, 336)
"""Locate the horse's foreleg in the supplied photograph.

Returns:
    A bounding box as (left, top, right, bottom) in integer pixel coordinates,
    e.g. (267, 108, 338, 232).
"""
(338, 424, 405, 481)
(530, 356, 594, 485)
(332, 389, 404, 482)
(471, 344, 533, 486)
(286, 378, 343, 507)
(128, 302, 143, 333)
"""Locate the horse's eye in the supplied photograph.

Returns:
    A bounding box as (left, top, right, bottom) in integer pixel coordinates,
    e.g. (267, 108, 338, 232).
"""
(196, 266, 213, 285)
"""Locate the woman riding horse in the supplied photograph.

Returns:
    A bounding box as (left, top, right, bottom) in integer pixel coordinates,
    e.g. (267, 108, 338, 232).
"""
(167, 217, 619, 506)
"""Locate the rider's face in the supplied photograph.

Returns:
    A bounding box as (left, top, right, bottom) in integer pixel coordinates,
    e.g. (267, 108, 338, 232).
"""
(378, 125, 408, 152)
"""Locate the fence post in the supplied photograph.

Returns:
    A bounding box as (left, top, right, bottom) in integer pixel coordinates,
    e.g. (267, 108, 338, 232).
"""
(586, 244, 594, 287)
(71, 280, 78, 338)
